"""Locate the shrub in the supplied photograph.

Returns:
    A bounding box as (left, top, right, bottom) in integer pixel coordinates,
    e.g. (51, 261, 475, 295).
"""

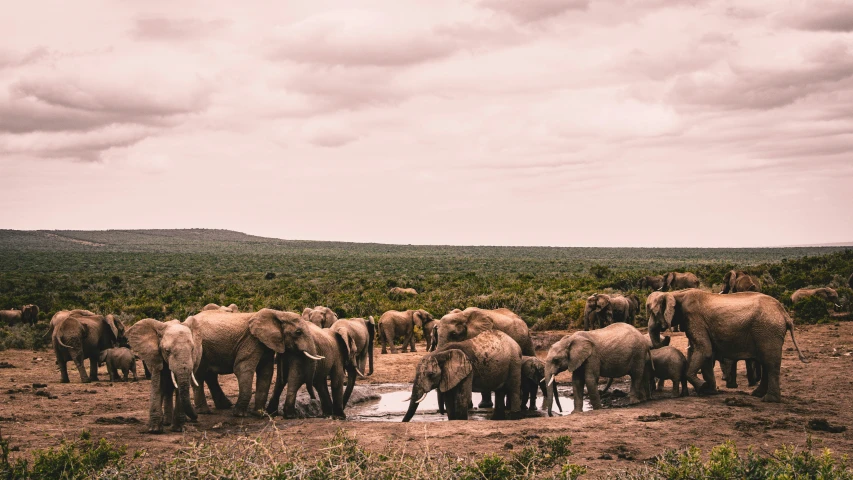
(791, 296, 833, 324)
(1, 430, 135, 480)
(0, 325, 49, 351)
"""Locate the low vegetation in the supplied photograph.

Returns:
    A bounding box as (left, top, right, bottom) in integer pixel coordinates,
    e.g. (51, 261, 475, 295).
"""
(1, 230, 851, 338)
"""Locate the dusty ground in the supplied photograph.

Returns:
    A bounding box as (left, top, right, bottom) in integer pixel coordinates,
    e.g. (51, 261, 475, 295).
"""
(2, 323, 852, 477)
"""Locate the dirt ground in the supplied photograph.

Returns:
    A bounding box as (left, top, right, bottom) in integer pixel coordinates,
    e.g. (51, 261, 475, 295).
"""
(2, 323, 852, 477)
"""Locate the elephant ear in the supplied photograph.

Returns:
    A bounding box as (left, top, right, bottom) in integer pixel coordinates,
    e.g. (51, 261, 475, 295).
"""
(249, 309, 285, 353)
(334, 330, 355, 365)
(465, 308, 494, 338)
(104, 314, 119, 341)
(721, 271, 733, 293)
(324, 309, 338, 328)
(565, 336, 594, 373)
(183, 316, 204, 369)
(521, 357, 537, 380)
(367, 316, 375, 326)
(127, 319, 167, 371)
(411, 310, 424, 328)
(302, 308, 312, 320)
(437, 350, 472, 392)
(663, 293, 676, 330)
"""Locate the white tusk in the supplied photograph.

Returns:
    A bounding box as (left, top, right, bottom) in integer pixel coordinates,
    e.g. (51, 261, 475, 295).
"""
(415, 393, 428, 404)
(355, 367, 365, 377)
(403, 396, 411, 402)
(548, 374, 555, 386)
(171, 371, 179, 389)
(191, 373, 199, 387)
(303, 351, 325, 360)
(835, 304, 842, 308)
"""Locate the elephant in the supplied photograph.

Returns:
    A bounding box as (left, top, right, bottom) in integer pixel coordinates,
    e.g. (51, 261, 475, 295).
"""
(402, 330, 523, 421)
(52, 312, 125, 383)
(426, 319, 440, 352)
(649, 346, 688, 397)
(638, 275, 665, 290)
(544, 323, 652, 415)
(45, 309, 98, 341)
(21, 304, 39, 325)
(127, 318, 203, 433)
(520, 356, 549, 411)
(719, 354, 762, 389)
(437, 307, 534, 408)
(720, 270, 759, 294)
(378, 309, 434, 354)
(0, 309, 22, 326)
(791, 287, 839, 305)
(99, 347, 138, 382)
(264, 310, 347, 419)
(202, 303, 240, 313)
(661, 272, 700, 291)
(582, 294, 632, 330)
(625, 294, 640, 324)
(646, 290, 807, 402)
(190, 309, 286, 417)
(329, 316, 375, 406)
(302, 306, 338, 328)
(389, 287, 418, 296)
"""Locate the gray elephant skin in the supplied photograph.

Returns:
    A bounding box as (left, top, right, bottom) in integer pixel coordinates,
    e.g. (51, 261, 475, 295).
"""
(402, 330, 522, 421)
(649, 346, 688, 397)
(583, 294, 635, 330)
(0, 309, 22, 326)
(661, 272, 700, 291)
(52, 312, 125, 383)
(544, 323, 651, 415)
(302, 306, 338, 328)
(520, 356, 549, 411)
(329, 316, 375, 406)
(22, 304, 39, 324)
(127, 318, 203, 433)
(647, 290, 807, 402)
(379, 309, 434, 354)
(638, 275, 665, 290)
(719, 270, 762, 386)
(265, 310, 347, 418)
(791, 287, 839, 304)
(720, 270, 759, 293)
(99, 347, 138, 382)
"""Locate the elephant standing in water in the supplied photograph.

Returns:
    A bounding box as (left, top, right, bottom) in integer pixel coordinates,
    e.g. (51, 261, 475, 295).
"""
(378, 309, 434, 354)
(720, 270, 759, 293)
(127, 318, 203, 433)
(402, 330, 522, 421)
(329, 316, 375, 406)
(302, 306, 338, 328)
(52, 313, 125, 383)
(437, 307, 533, 408)
(661, 272, 700, 291)
(583, 294, 633, 330)
(647, 290, 807, 402)
(544, 323, 652, 415)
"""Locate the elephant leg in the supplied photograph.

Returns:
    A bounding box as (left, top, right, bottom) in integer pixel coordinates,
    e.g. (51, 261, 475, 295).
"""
(342, 365, 356, 407)
(684, 343, 712, 394)
(724, 359, 738, 389)
(147, 371, 165, 433)
(192, 371, 211, 414)
(571, 369, 585, 413)
(143, 361, 152, 380)
(232, 368, 256, 417)
(73, 354, 89, 383)
(760, 361, 782, 403)
(657, 378, 665, 391)
(330, 369, 346, 418)
(492, 390, 506, 420)
(282, 366, 303, 419)
(162, 374, 174, 426)
(671, 377, 680, 398)
(437, 391, 446, 415)
(266, 358, 285, 415)
(478, 391, 494, 409)
(585, 371, 603, 410)
(389, 329, 398, 354)
(204, 375, 231, 410)
(59, 360, 71, 383)
(746, 360, 759, 387)
(253, 354, 275, 415)
(443, 391, 454, 419)
(315, 378, 333, 416)
(380, 328, 388, 354)
(89, 355, 100, 382)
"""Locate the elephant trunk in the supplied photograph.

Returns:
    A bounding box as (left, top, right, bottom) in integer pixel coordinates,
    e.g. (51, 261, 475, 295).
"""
(544, 367, 557, 416)
(402, 387, 424, 423)
(179, 382, 197, 421)
(648, 319, 666, 349)
(367, 320, 375, 375)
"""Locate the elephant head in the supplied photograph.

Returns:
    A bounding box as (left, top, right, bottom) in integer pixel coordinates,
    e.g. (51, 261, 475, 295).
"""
(333, 327, 363, 376)
(101, 314, 126, 348)
(522, 356, 545, 385)
(202, 303, 220, 311)
(302, 306, 338, 329)
(402, 349, 472, 422)
(437, 308, 492, 346)
(276, 310, 324, 360)
(646, 292, 676, 348)
(721, 270, 758, 294)
(22, 305, 39, 324)
(543, 335, 593, 416)
(584, 294, 612, 329)
(411, 309, 433, 329)
(225, 304, 239, 313)
(127, 318, 203, 430)
(814, 287, 840, 303)
(661, 273, 675, 291)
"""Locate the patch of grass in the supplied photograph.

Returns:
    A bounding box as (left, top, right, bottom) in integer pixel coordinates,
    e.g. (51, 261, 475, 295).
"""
(0, 324, 49, 352)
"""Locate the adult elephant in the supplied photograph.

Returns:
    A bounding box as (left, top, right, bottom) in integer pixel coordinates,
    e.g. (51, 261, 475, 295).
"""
(402, 330, 522, 421)
(265, 310, 347, 419)
(389, 287, 418, 296)
(378, 309, 433, 354)
(791, 287, 839, 304)
(543, 323, 651, 415)
(21, 305, 39, 325)
(647, 290, 807, 402)
(638, 275, 664, 290)
(202, 303, 240, 313)
(661, 272, 700, 291)
(582, 294, 631, 330)
(329, 316, 375, 406)
(302, 306, 338, 328)
(127, 318, 203, 433)
(436, 307, 533, 408)
(0, 309, 22, 326)
(52, 313, 125, 383)
(426, 319, 440, 352)
(191, 309, 287, 417)
(720, 270, 759, 293)
(45, 309, 99, 341)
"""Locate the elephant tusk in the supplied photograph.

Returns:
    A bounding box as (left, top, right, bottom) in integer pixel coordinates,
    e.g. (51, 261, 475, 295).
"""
(403, 396, 411, 402)
(303, 351, 325, 360)
(354, 367, 365, 377)
(171, 371, 179, 389)
(191, 373, 199, 387)
(415, 393, 428, 404)
(835, 303, 842, 308)
(548, 374, 555, 386)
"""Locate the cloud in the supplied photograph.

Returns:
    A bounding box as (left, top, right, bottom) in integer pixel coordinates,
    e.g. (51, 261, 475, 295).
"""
(781, 2, 853, 32)
(480, 0, 589, 22)
(131, 16, 229, 41)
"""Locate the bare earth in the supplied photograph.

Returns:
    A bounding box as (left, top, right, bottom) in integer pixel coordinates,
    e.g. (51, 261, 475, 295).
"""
(1, 323, 852, 477)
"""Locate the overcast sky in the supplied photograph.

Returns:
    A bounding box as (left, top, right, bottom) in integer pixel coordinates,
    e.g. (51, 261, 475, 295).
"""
(1, 0, 852, 247)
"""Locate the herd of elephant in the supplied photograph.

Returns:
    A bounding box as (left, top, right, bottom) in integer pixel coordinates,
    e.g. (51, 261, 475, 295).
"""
(29, 269, 850, 432)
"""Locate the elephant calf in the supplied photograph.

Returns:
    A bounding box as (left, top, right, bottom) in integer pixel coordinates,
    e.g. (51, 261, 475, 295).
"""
(520, 356, 548, 411)
(99, 347, 138, 382)
(650, 346, 688, 397)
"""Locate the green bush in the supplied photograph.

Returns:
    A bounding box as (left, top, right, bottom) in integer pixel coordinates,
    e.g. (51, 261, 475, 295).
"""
(791, 296, 833, 324)
(0, 325, 49, 352)
(1, 430, 135, 480)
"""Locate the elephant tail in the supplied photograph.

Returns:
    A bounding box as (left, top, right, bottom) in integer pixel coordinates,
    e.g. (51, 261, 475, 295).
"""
(784, 314, 808, 363)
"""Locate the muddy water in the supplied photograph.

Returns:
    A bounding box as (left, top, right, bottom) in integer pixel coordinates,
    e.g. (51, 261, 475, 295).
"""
(348, 384, 592, 422)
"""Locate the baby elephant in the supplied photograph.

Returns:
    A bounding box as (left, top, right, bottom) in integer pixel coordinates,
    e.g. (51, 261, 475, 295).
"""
(99, 347, 138, 382)
(650, 346, 687, 397)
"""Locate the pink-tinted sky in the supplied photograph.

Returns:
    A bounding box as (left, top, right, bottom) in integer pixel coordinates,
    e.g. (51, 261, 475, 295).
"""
(1, 0, 852, 247)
